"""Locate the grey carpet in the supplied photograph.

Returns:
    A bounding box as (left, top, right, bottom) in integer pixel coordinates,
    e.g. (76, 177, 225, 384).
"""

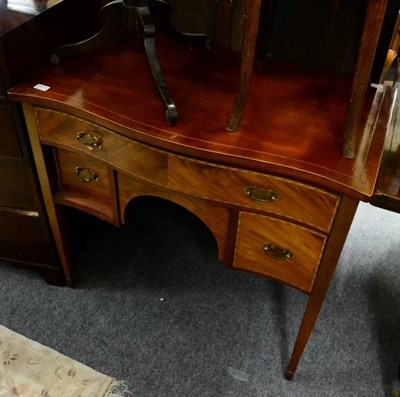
(0, 198, 399, 396)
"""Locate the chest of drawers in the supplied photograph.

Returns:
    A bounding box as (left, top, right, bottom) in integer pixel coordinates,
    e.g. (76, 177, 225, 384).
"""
(0, 0, 98, 283)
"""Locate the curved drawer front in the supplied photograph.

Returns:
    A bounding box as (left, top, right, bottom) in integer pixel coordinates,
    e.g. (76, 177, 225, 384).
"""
(168, 156, 339, 232)
(34, 108, 168, 186)
(234, 212, 327, 293)
(54, 148, 115, 223)
(35, 108, 339, 232)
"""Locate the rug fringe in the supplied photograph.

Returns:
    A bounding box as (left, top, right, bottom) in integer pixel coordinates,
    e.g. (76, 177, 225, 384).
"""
(104, 379, 131, 397)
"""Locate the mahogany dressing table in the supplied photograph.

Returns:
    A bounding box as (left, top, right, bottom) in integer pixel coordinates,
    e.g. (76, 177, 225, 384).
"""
(8, 1, 400, 380)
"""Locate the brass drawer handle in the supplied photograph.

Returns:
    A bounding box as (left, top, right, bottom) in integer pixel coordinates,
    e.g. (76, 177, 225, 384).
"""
(75, 166, 99, 183)
(76, 131, 103, 150)
(244, 186, 279, 203)
(263, 243, 293, 260)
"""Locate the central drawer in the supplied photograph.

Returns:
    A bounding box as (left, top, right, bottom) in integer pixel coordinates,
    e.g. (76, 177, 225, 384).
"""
(234, 212, 327, 293)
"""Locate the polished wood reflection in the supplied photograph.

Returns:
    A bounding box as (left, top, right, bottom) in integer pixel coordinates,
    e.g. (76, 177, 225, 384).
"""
(8, 35, 391, 200)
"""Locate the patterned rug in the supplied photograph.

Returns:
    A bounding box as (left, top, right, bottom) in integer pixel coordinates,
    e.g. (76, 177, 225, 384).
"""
(0, 325, 129, 397)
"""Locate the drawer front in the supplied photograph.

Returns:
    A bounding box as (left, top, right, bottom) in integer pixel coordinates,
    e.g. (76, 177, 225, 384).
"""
(168, 156, 339, 232)
(0, 158, 38, 209)
(0, 104, 21, 158)
(34, 108, 338, 232)
(54, 148, 115, 223)
(0, 214, 56, 264)
(234, 212, 327, 293)
(34, 108, 168, 185)
(0, 80, 5, 97)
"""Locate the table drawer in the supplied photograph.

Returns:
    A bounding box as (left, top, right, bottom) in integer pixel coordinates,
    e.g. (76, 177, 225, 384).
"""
(0, 158, 37, 209)
(0, 215, 56, 264)
(0, 104, 21, 158)
(34, 108, 168, 185)
(54, 148, 116, 223)
(233, 212, 327, 293)
(168, 156, 339, 232)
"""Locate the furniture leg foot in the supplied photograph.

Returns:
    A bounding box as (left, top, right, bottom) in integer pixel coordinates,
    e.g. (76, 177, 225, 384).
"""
(284, 370, 295, 381)
(283, 196, 358, 379)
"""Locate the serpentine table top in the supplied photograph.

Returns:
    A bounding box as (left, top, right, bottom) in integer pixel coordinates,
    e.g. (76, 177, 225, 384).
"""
(8, 34, 393, 201)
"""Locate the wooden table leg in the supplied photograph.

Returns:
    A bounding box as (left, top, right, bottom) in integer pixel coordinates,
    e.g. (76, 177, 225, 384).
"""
(227, 0, 263, 131)
(285, 195, 359, 380)
(22, 103, 74, 287)
(343, 0, 388, 158)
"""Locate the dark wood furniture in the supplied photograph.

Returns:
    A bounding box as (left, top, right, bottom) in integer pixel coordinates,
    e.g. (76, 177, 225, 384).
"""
(8, 46, 399, 382)
(0, 0, 99, 284)
(8, 0, 400, 380)
(226, 0, 388, 160)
